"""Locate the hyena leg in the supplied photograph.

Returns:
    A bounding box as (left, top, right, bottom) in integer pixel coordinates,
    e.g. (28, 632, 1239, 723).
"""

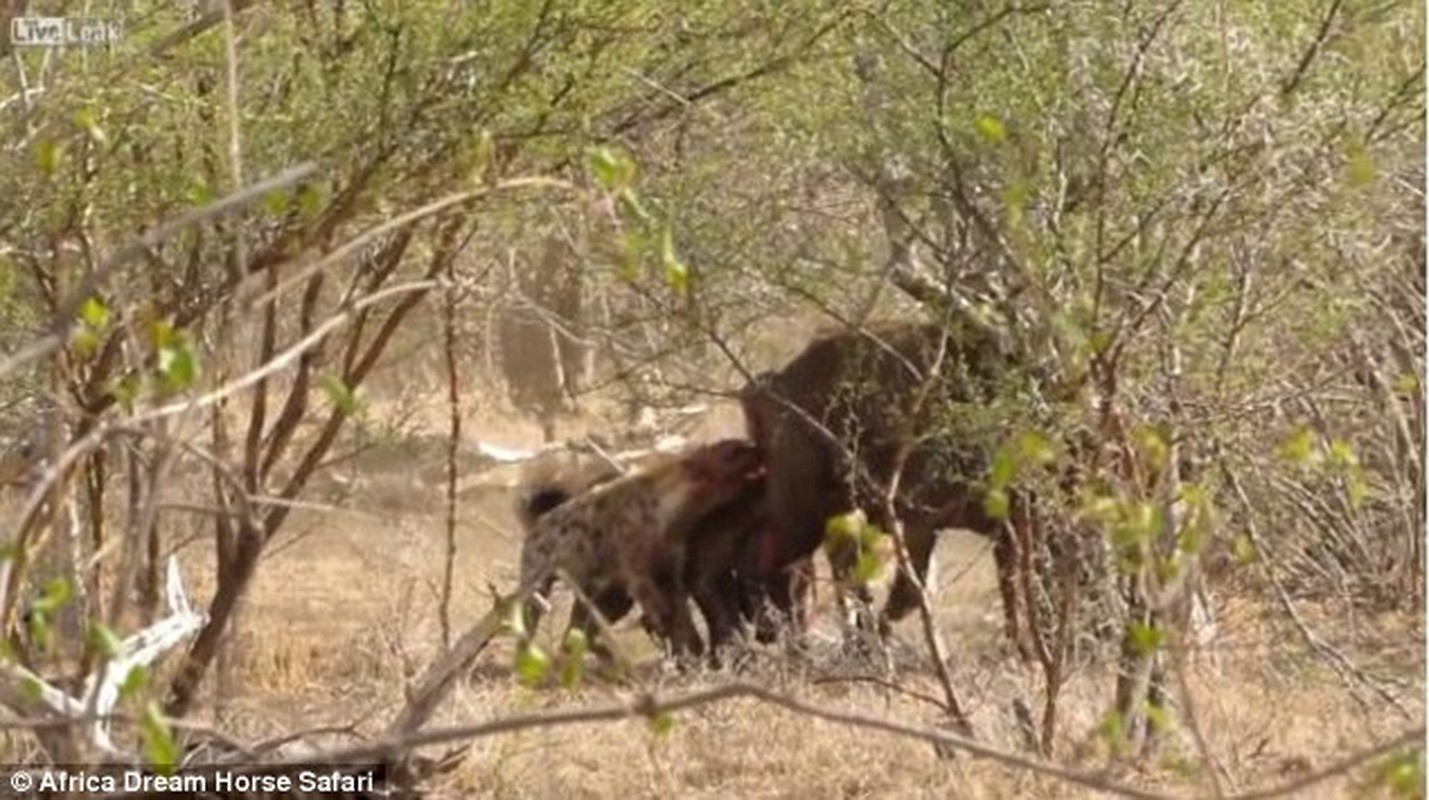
(567, 587, 634, 662)
(691, 571, 739, 665)
(777, 557, 815, 638)
(632, 554, 705, 660)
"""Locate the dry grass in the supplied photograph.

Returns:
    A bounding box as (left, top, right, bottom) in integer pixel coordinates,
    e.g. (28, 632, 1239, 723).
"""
(4, 366, 1419, 799)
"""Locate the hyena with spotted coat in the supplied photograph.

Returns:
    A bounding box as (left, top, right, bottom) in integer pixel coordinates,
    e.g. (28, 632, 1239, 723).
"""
(517, 438, 764, 661)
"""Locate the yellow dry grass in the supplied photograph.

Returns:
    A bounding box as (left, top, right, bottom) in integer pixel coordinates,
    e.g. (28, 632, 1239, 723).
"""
(2, 367, 1422, 799)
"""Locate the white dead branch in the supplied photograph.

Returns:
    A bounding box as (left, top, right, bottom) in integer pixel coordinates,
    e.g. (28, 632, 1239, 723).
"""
(0, 555, 204, 761)
(459, 433, 695, 497)
(472, 441, 534, 464)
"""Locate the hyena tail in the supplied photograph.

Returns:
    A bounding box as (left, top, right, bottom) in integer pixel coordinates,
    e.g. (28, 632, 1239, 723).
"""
(513, 449, 622, 533)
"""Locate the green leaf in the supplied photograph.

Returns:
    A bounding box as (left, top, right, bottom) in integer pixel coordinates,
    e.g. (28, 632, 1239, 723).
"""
(586, 146, 636, 191)
(157, 340, 199, 392)
(27, 611, 52, 652)
(588, 147, 620, 189)
(262, 188, 292, 216)
(149, 319, 177, 349)
(71, 328, 101, 358)
(468, 129, 494, 184)
(616, 190, 651, 226)
(1231, 533, 1256, 565)
(1016, 430, 1056, 468)
(1001, 180, 1030, 224)
(1154, 554, 1181, 584)
(1126, 622, 1163, 656)
(1345, 471, 1370, 510)
(852, 550, 883, 584)
(296, 183, 325, 220)
(1392, 371, 1419, 397)
(647, 710, 675, 736)
(139, 702, 179, 775)
(1144, 700, 1173, 735)
(1277, 426, 1317, 465)
(1134, 427, 1169, 473)
(558, 657, 584, 690)
(74, 108, 108, 146)
(108, 374, 142, 412)
(514, 642, 552, 687)
(1344, 136, 1375, 187)
(1095, 710, 1126, 750)
(1325, 439, 1358, 468)
(86, 622, 122, 659)
(558, 629, 588, 689)
(500, 601, 528, 638)
(857, 524, 886, 552)
(33, 578, 73, 614)
(983, 488, 1010, 521)
(79, 297, 110, 329)
(34, 140, 62, 176)
(318, 373, 359, 415)
(20, 675, 43, 702)
(118, 665, 148, 703)
(1378, 746, 1424, 799)
(187, 180, 216, 208)
(824, 510, 866, 544)
(660, 228, 688, 293)
(974, 113, 1007, 144)
(988, 444, 1016, 490)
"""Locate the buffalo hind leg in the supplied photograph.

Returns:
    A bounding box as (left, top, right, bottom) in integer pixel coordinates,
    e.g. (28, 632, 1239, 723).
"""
(879, 524, 939, 636)
(760, 558, 814, 644)
(992, 516, 1036, 663)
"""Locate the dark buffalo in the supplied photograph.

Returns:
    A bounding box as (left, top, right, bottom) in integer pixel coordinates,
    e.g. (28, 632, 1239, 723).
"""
(737, 317, 1044, 655)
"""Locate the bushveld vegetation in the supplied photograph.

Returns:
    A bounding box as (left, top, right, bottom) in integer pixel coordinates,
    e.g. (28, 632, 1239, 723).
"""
(0, 1, 1422, 797)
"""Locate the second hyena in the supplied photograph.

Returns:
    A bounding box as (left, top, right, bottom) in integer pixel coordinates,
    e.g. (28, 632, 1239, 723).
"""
(516, 438, 765, 661)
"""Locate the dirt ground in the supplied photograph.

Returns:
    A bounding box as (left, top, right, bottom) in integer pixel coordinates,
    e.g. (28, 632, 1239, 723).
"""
(4, 356, 1423, 799)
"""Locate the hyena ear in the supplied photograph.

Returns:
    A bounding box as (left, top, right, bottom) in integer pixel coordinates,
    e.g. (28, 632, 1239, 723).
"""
(524, 487, 572, 520)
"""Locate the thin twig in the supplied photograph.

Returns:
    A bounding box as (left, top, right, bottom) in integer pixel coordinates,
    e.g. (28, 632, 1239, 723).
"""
(0, 162, 319, 381)
(439, 268, 462, 650)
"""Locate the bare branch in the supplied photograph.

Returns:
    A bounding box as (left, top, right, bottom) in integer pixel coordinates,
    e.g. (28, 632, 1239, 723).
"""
(0, 162, 320, 381)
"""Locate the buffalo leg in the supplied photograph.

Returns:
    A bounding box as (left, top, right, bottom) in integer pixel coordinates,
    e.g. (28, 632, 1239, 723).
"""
(880, 523, 939, 633)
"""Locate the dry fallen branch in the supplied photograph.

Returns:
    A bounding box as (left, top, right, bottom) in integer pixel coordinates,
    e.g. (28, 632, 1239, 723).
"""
(297, 678, 1424, 800)
(0, 556, 203, 762)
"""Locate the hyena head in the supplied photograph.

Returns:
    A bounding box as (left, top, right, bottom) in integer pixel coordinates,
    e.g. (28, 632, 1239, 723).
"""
(658, 438, 766, 529)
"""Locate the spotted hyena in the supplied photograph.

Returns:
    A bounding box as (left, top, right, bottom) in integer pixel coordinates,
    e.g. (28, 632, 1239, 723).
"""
(516, 444, 803, 664)
(516, 438, 765, 662)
